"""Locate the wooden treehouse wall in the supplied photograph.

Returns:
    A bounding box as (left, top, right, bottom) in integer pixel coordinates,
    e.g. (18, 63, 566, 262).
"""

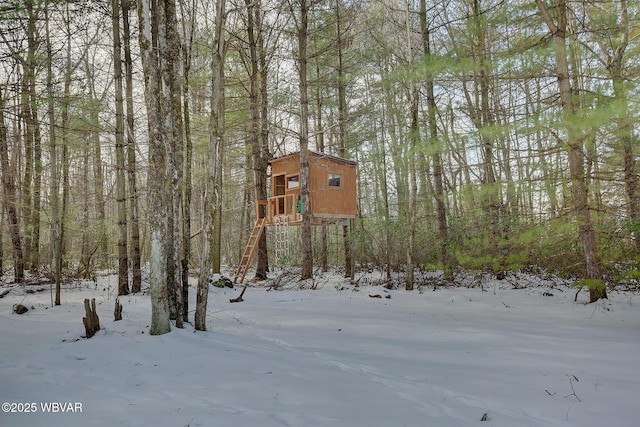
(269, 152, 357, 220)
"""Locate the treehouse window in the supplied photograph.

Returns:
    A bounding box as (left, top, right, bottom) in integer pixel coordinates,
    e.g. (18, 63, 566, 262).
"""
(287, 175, 299, 189)
(274, 174, 286, 196)
(328, 173, 342, 188)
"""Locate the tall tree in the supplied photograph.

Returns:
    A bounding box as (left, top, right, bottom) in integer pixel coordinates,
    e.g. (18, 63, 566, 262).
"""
(123, 0, 142, 293)
(179, 0, 196, 319)
(44, 2, 63, 304)
(138, 0, 171, 335)
(464, 0, 501, 272)
(293, 0, 313, 280)
(257, 0, 272, 277)
(160, 0, 185, 328)
(244, 0, 270, 280)
(112, 0, 130, 296)
(60, 0, 77, 280)
(208, 0, 225, 276)
(0, 95, 24, 282)
(19, 0, 43, 273)
(536, 0, 607, 302)
(404, 0, 418, 291)
(196, 0, 227, 331)
(419, 0, 450, 279)
(334, 0, 353, 279)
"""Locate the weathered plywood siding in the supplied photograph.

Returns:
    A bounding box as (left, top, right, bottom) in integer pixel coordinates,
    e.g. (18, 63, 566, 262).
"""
(269, 152, 357, 219)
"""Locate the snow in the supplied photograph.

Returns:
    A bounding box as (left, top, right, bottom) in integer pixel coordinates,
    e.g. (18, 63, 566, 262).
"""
(1, 270, 639, 427)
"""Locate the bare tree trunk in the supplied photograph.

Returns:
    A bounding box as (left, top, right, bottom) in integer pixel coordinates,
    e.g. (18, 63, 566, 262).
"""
(297, 0, 313, 280)
(374, 118, 392, 281)
(196, 0, 226, 331)
(139, 0, 171, 335)
(179, 0, 196, 319)
(83, 57, 109, 270)
(257, 0, 271, 277)
(419, 0, 450, 280)
(91, 106, 108, 269)
(385, 82, 409, 223)
(19, 0, 42, 273)
(474, 0, 500, 272)
(60, 1, 74, 275)
(406, 87, 418, 291)
(240, 150, 252, 263)
(123, 0, 142, 293)
(112, 0, 129, 296)
(160, 0, 186, 328)
(0, 98, 24, 282)
(536, 0, 606, 302)
(30, 103, 42, 273)
(256, 0, 271, 279)
(44, 3, 62, 304)
(80, 134, 91, 278)
(245, 0, 269, 280)
(195, 238, 210, 331)
(314, 58, 328, 272)
(404, 0, 417, 291)
(335, 0, 352, 279)
(210, 0, 225, 275)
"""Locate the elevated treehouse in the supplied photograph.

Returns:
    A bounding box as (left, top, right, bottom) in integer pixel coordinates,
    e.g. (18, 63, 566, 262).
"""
(234, 151, 357, 283)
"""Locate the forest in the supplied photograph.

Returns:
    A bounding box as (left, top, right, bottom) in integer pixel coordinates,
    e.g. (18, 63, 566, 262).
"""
(0, 0, 638, 334)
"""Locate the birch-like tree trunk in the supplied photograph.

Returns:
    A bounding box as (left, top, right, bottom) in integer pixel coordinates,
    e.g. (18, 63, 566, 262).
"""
(196, 0, 226, 331)
(138, 0, 171, 335)
(161, 0, 185, 328)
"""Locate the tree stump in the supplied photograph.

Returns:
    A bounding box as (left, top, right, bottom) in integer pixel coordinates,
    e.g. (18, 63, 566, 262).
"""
(114, 297, 123, 321)
(83, 298, 100, 338)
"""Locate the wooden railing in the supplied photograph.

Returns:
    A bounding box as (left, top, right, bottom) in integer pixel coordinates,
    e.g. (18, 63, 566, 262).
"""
(257, 194, 300, 223)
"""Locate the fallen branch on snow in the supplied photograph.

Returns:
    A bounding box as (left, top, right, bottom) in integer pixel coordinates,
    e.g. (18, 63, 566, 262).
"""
(230, 286, 247, 303)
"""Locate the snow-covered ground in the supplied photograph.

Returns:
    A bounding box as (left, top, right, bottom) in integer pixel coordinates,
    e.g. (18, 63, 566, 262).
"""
(1, 270, 639, 427)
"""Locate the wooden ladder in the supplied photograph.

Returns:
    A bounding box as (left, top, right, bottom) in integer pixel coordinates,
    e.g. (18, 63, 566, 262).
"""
(233, 218, 267, 284)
